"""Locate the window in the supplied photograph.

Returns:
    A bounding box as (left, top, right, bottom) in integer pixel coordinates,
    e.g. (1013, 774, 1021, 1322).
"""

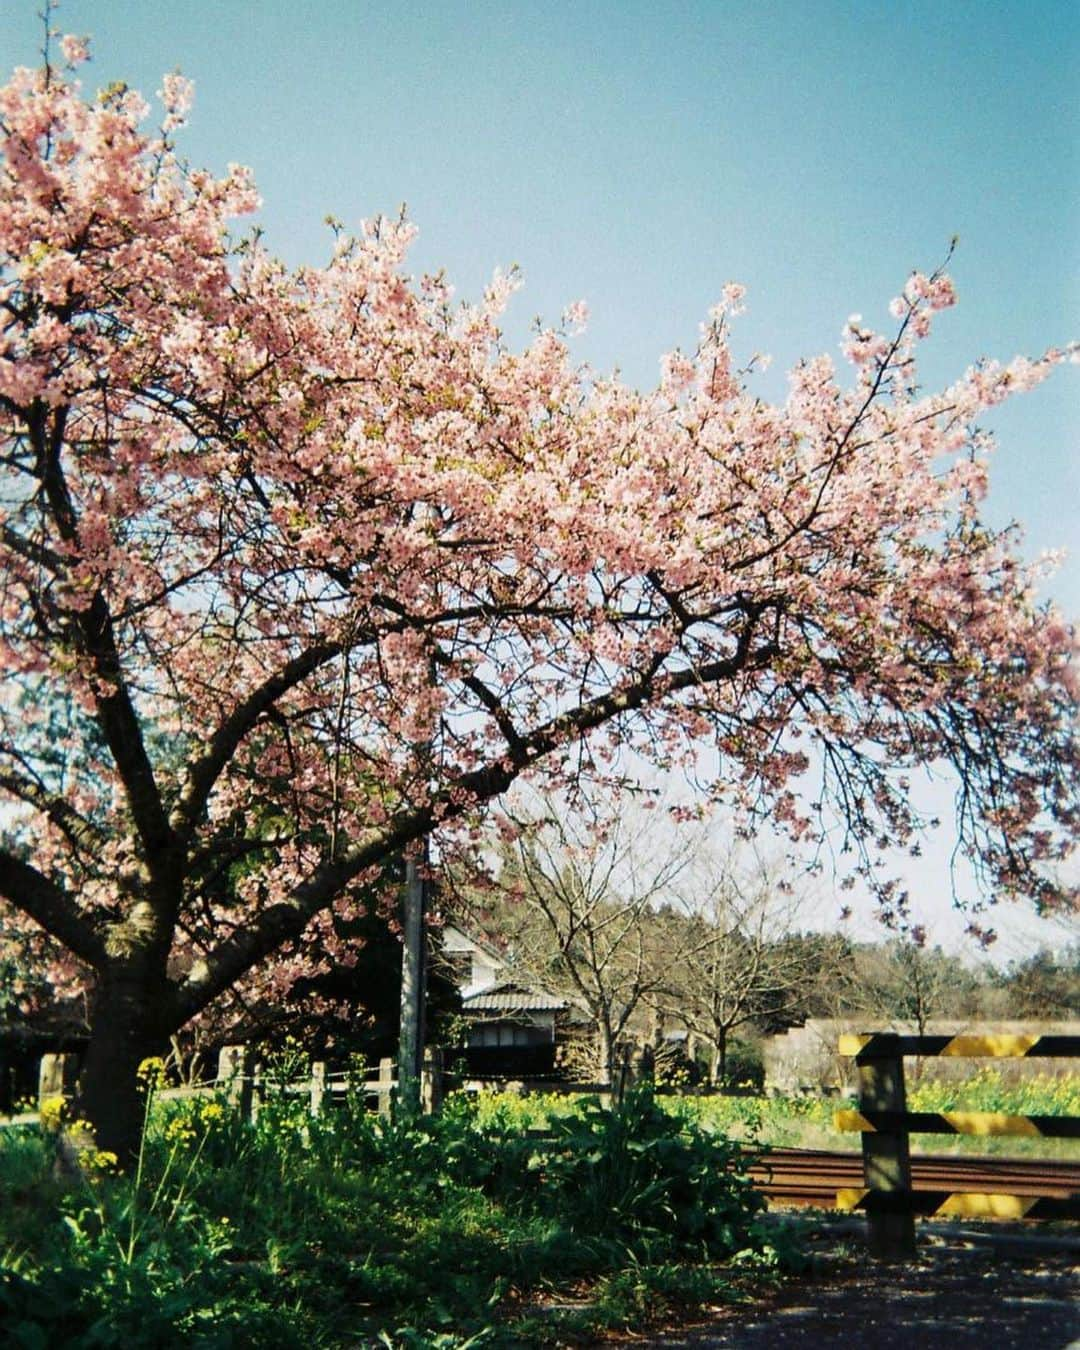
(468, 1020, 551, 1048)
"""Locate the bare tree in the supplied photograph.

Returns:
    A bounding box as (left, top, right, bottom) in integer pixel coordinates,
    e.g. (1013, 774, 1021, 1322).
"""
(853, 938, 981, 1029)
(492, 798, 698, 1086)
(652, 848, 824, 1085)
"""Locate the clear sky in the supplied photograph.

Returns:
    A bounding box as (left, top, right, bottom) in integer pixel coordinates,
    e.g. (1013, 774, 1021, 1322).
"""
(2, 1, 1077, 958)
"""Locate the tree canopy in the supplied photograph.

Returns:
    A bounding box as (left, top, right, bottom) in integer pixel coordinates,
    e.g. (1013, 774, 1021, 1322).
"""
(0, 42, 1076, 1159)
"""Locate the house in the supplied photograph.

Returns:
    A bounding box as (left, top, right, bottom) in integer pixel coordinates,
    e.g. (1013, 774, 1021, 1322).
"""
(441, 923, 507, 999)
(440, 924, 568, 1074)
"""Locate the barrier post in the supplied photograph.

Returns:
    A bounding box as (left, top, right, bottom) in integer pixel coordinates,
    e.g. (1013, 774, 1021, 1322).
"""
(310, 1060, 327, 1117)
(217, 1045, 253, 1120)
(855, 1033, 915, 1259)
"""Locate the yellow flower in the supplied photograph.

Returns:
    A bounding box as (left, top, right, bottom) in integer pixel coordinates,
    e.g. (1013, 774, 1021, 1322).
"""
(80, 1147, 119, 1173)
(164, 1116, 196, 1143)
(39, 1095, 66, 1130)
(137, 1056, 167, 1088)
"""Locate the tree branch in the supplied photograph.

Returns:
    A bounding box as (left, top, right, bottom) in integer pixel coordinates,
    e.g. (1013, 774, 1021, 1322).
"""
(172, 640, 344, 840)
(170, 607, 778, 1025)
(0, 848, 106, 968)
(0, 766, 103, 857)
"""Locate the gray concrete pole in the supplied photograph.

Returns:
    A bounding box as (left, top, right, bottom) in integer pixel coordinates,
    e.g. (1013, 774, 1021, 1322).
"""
(397, 849, 426, 1116)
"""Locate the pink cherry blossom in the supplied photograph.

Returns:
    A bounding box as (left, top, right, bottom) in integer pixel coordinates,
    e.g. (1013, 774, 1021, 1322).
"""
(0, 49, 1075, 1162)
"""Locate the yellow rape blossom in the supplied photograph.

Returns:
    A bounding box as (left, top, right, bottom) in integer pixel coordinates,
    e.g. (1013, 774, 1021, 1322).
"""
(38, 1095, 66, 1130)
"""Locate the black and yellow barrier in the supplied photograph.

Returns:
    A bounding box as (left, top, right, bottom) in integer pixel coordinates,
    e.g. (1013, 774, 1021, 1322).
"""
(837, 1031, 1079, 1259)
(836, 1188, 1080, 1221)
(835, 1108, 1080, 1139)
(839, 1032, 1080, 1060)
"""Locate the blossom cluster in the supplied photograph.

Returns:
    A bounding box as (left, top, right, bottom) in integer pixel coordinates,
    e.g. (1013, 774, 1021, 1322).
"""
(0, 45, 1075, 1043)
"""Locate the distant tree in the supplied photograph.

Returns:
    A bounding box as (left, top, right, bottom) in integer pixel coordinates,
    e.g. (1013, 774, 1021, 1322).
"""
(648, 852, 826, 1084)
(764, 930, 859, 1024)
(999, 946, 1080, 1019)
(845, 938, 984, 1038)
(487, 801, 697, 1086)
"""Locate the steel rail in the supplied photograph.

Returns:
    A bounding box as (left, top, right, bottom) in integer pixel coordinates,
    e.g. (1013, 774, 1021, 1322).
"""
(748, 1146, 1080, 1210)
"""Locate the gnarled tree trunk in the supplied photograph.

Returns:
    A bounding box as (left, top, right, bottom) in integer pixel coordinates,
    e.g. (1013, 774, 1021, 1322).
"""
(76, 963, 170, 1167)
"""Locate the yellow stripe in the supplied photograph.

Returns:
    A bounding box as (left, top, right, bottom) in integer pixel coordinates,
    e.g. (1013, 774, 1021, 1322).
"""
(835, 1188, 868, 1211)
(838, 1034, 872, 1056)
(834, 1109, 875, 1133)
(934, 1192, 1038, 1219)
(940, 1033, 1039, 1058)
(941, 1111, 1042, 1138)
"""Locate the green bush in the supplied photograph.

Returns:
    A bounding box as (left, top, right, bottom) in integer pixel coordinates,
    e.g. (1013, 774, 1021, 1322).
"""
(534, 1087, 764, 1257)
(718, 1038, 766, 1092)
(0, 1079, 784, 1347)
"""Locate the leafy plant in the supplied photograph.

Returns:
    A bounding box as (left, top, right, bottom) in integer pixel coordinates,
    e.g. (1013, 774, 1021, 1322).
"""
(1, 1081, 789, 1346)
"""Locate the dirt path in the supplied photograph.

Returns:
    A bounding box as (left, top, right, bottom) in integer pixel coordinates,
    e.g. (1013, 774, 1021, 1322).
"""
(606, 1224, 1079, 1349)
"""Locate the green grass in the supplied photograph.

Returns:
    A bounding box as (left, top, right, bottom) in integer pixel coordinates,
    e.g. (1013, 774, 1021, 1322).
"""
(0, 1082, 788, 1348)
(467, 1072, 1080, 1161)
(670, 1070, 1080, 1160)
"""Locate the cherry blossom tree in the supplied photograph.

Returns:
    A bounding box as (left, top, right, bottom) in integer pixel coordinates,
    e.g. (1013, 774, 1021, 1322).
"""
(1, 42, 1077, 1162)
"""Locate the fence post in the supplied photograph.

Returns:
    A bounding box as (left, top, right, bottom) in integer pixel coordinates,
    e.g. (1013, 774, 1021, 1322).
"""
(251, 1062, 263, 1122)
(377, 1057, 394, 1118)
(217, 1044, 253, 1120)
(310, 1061, 327, 1117)
(421, 1047, 444, 1114)
(38, 1052, 79, 1113)
(856, 1033, 915, 1259)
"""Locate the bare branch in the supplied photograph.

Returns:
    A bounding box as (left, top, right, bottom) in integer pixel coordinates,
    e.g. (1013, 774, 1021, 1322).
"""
(0, 848, 106, 967)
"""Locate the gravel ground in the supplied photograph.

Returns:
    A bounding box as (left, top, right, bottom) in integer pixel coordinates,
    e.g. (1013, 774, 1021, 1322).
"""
(604, 1222, 1080, 1349)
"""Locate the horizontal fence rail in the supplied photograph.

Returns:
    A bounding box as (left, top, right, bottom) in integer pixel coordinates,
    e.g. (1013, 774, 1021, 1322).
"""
(838, 1031, 1080, 1257)
(835, 1109, 1080, 1139)
(838, 1032, 1080, 1059)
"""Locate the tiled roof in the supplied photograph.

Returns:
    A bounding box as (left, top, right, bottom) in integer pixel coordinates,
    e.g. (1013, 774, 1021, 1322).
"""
(462, 982, 567, 1013)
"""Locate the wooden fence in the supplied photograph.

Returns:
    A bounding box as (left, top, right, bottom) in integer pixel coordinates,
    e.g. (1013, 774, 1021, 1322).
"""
(5, 1042, 638, 1128)
(16, 1046, 447, 1124)
(835, 1032, 1080, 1258)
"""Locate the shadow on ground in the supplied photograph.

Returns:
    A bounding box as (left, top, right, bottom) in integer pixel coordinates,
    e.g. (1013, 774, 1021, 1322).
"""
(606, 1220, 1079, 1349)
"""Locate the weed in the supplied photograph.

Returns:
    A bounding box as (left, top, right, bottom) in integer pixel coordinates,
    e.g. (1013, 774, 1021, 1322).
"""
(0, 1080, 785, 1347)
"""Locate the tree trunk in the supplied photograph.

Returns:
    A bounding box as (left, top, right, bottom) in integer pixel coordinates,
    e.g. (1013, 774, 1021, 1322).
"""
(76, 966, 169, 1168)
(711, 1026, 728, 1087)
(596, 1021, 614, 1088)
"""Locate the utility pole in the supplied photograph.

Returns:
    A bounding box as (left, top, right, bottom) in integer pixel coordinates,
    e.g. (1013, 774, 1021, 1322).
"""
(397, 511, 437, 1118)
(396, 844, 427, 1116)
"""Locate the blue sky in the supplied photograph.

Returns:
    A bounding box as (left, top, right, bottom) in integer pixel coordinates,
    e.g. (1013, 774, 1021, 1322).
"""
(2, 1, 1077, 957)
(2, 1, 1075, 603)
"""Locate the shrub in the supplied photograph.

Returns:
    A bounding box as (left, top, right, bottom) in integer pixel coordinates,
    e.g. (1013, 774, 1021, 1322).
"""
(533, 1086, 765, 1257)
(0, 1079, 783, 1346)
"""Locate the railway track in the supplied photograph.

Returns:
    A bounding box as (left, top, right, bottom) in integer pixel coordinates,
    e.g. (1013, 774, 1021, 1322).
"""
(749, 1146, 1080, 1211)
